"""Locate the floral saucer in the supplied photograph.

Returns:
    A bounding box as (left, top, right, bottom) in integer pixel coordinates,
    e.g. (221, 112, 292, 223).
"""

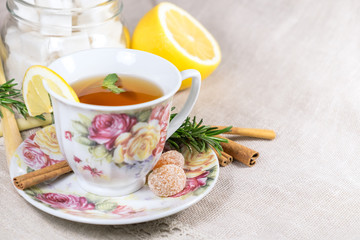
(9, 125, 219, 225)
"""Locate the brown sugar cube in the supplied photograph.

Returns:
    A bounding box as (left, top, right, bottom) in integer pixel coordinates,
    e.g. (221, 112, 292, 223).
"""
(148, 164, 186, 197)
(153, 150, 185, 170)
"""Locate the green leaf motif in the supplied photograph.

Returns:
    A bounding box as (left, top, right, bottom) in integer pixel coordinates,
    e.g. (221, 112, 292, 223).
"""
(84, 193, 103, 203)
(102, 73, 126, 94)
(105, 154, 113, 163)
(25, 186, 43, 197)
(75, 136, 96, 146)
(207, 166, 217, 179)
(78, 113, 92, 127)
(115, 162, 125, 168)
(136, 109, 152, 122)
(95, 201, 118, 212)
(193, 185, 208, 196)
(205, 178, 214, 187)
(72, 121, 89, 135)
(26, 166, 34, 173)
(89, 145, 111, 161)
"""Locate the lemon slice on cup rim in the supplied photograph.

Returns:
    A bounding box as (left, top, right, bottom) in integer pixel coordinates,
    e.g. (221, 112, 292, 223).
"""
(22, 65, 79, 117)
(131, 2, 221, 90)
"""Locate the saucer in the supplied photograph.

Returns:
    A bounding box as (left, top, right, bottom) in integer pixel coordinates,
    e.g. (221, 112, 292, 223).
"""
(9, 125, 219, 225)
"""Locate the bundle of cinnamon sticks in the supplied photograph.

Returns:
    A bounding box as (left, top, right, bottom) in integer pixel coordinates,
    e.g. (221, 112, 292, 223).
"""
(13, 126, 275, 190)
(212, 126, 275, 167)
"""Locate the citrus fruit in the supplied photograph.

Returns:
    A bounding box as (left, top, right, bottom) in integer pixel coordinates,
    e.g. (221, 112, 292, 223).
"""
(131, 2, 221, 90)
(22, 65, 79, 116)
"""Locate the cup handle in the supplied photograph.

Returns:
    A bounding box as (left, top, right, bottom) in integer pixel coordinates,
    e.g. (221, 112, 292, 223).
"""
(166, 69, 201, 139)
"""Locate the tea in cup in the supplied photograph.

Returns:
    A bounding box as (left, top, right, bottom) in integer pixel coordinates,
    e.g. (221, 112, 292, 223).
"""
(44, 48, 201, 196)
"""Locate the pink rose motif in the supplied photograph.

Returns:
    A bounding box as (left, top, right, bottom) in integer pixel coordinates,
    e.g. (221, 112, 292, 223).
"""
(23, 141, 52, 170)
(83, 165, 103, 177)
(65, 131, 72, 141)
(74, 156, 82, 163)
(150, 104, 171, 156)
(28, 133, 36, 141)
(36, 193, 95, 210)
(171, 171, 210, 197)
(112, 205, 143, 218)
(150, 104, 171, 129)
(89, 113, 137, 150)
(153, 133, 167, 156)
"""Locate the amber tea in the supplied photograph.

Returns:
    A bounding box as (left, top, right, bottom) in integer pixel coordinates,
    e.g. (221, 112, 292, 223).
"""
(72, 75, 163, 106)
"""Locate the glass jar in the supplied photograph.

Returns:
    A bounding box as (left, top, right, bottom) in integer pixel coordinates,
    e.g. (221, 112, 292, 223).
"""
(1, 0, 128, 84)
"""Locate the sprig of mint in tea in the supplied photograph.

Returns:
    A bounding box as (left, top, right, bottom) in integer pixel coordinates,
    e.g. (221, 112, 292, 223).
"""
(102, 73, 126, 94)
(74, 74, 162, 106)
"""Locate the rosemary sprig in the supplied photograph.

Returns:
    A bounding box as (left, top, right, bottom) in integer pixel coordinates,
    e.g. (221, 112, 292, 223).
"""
(167, 113, 232, 155)
(0, 79, 45, 120)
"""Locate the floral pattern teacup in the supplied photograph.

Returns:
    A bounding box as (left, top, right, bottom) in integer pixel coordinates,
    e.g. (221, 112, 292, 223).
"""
(45, 48, 201, 196)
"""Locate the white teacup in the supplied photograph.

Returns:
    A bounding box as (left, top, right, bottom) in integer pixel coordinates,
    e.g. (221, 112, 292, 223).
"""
(45, 48, 201, 196)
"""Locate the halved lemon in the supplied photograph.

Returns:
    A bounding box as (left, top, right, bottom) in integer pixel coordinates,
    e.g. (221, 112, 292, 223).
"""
(131, 2, 221, 90)
(23, 65, 79, 116)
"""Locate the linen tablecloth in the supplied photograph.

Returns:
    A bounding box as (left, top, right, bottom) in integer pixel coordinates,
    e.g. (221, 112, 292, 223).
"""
(1, 0, 360, 239)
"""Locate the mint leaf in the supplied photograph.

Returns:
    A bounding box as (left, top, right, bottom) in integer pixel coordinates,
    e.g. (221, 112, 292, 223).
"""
(102, 74, 126, 94)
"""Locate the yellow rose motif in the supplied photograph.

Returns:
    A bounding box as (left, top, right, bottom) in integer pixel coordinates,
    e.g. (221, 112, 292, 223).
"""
(113, 132, 132, 164)
(124, 120, 160, 163)
(113, 145, 125, 164)
(115, 132, 132, 147)
(185, 169, 207, 178)
(182, 147, 217, 171)
(34, 125, 63, 160)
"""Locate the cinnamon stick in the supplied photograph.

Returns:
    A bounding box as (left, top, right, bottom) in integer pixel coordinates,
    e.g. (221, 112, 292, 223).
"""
(214, 150, 233, 167)
(213, 126, 276, 140)
(218, 136, 259, 167)
(13, 161, 72, 190)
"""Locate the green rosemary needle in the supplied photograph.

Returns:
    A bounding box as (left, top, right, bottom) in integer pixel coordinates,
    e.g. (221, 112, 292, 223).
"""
(167, 113, 232, 155)
(0, 79, 45, 120)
